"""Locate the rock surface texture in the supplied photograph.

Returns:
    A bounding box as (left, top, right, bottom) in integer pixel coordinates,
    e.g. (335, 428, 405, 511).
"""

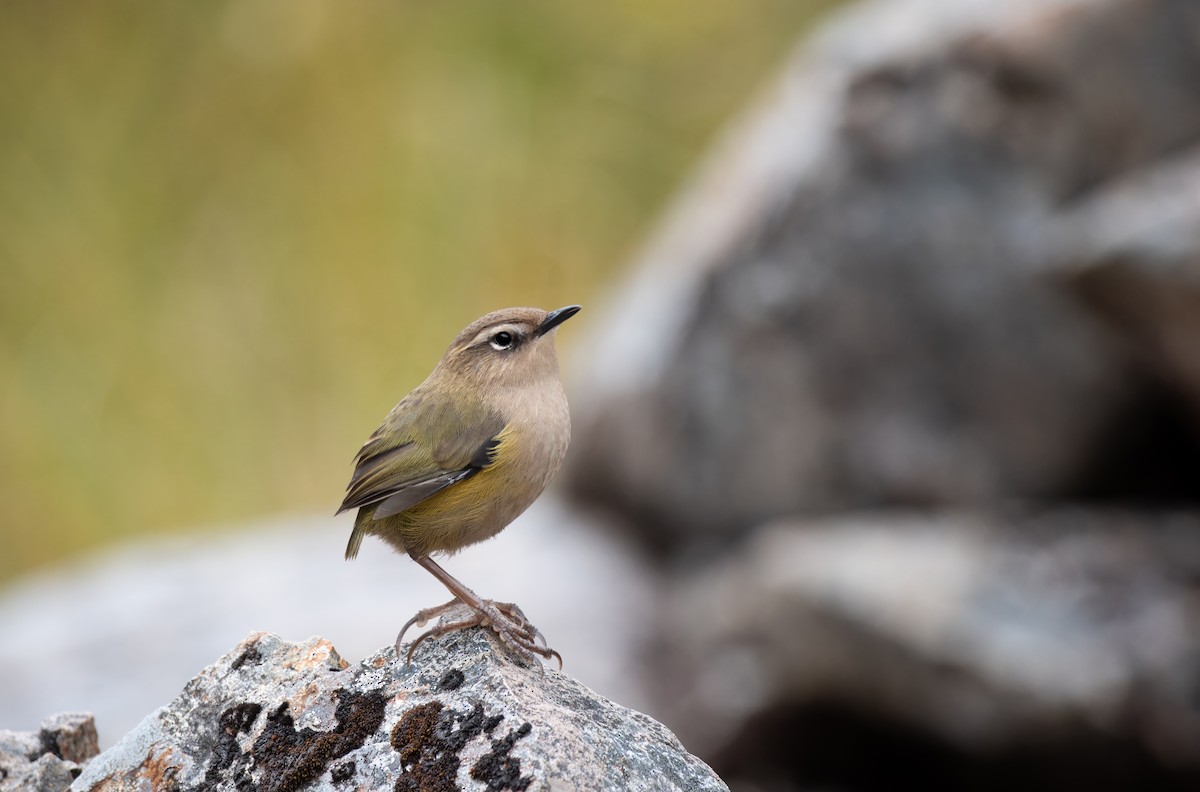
(1056, 147, 1200, 428)
(0, 713, 98, 792)
(71, 628, 726, 792)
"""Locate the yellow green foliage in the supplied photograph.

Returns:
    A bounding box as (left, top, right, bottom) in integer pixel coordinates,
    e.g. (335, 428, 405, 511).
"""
(0, 0, 836, 582)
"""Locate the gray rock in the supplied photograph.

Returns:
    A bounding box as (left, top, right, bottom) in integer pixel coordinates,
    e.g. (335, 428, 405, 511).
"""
(1, 712, 97, 792)
(72, 628, 726, 792)
(1053, 146, 1200, 423)
(38, 713, 99, 765)
(650, 510, 1200, 780)
(0, 496, 657, 748)
(566, 0, 1200, 551)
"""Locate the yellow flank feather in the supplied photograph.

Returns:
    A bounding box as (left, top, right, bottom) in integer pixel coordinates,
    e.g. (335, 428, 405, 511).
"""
(362, 420, 565, 559)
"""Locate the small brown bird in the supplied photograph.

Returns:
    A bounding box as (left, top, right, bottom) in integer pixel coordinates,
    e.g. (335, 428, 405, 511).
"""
(338, 305, 580, 665)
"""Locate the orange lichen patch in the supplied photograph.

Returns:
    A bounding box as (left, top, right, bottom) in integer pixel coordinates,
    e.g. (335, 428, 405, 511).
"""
(295, 682, 321, 711)
(281, 639, 345, 673)
(372, 655, 388, 669)
(138, 746, 182, 790)
(234, 632, 271, 656)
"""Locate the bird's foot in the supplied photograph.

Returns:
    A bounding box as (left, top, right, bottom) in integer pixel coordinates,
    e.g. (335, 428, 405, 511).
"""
(396, 598, 561, 669)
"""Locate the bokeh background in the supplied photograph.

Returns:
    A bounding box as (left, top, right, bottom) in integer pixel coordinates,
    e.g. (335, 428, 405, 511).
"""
(5, 1, 1200, 791)
(0, 0, 835, 583)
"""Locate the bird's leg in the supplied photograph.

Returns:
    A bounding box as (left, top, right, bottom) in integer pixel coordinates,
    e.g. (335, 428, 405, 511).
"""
(396, 555, 561, 668)
(411, 557, 543, 646)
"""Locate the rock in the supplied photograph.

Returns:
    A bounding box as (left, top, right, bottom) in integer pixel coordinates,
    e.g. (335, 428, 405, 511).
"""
(0, 712, 98, 792)
(649, 510, 1200, 790)
(1053, 146, 1200, 426)
(38, 713, 99, 766)
(0, 496, 657, 748)
(565, 0, 1200, 552)
(72, 628, 726, 792)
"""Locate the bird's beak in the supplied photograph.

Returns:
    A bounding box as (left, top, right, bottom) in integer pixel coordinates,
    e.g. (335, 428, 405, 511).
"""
(535, 304, 581, 337)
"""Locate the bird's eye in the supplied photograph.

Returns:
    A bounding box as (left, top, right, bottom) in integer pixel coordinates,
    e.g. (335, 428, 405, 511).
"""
(489, 331, 514, 351)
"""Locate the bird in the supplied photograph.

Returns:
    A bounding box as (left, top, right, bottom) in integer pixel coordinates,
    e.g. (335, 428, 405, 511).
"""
(337, 305, 580, 666)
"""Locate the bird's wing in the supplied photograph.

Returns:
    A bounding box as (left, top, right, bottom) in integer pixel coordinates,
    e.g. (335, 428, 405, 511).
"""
(337, 391, 505, 520)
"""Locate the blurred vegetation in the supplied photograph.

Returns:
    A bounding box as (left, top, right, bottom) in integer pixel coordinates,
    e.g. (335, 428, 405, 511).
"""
(0, 0, 837, 583)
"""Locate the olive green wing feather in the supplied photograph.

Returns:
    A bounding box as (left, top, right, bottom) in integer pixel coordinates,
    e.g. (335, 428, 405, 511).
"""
(337, 391, 506, 520)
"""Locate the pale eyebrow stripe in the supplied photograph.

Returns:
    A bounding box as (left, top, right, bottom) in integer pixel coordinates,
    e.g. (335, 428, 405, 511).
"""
(469, 323, 524, 347)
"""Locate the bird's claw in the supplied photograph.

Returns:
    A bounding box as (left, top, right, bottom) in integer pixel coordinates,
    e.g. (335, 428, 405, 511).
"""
(396, 598, 561, 670)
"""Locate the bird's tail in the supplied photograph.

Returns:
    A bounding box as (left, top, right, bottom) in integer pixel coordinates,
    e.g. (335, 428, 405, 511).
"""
(345, 515, 366, 560)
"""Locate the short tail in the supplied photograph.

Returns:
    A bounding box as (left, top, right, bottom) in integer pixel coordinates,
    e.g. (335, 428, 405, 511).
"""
(345, 517, 365, 560)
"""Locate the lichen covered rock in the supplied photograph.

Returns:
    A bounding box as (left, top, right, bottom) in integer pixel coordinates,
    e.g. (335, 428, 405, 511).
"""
(72, 627, 725, 791)
(0, 712, 98, 792)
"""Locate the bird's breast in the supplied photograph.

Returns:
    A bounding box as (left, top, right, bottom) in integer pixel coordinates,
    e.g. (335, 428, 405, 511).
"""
(490, 378, 572, 505)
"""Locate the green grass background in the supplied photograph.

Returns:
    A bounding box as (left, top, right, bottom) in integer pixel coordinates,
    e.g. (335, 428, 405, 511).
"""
(0, 0, 835, 584)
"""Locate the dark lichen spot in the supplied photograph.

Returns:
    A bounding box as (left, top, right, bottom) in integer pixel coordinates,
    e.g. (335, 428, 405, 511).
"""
(391, 701, 508, 792)
(204, 703, 263, 788)
(231, 645, 264, 671)
(223, 703, 265, 735)
(471, 722, 533, 791)
(391, 702, 441, 762)
(392, 703, 448, 790)
(198, 690, 385, 792)
(330, 760, 355, 784)
(483, 715, 503, 735)
(248, 689, 386, 792)
(438, 669, 465, 691)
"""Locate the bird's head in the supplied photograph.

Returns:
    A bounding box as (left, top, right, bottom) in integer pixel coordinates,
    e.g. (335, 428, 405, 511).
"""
(439, 305, 581, 388)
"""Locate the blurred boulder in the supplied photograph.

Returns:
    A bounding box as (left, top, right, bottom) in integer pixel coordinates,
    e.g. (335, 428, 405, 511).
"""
(1053, 147, 1200, 425)
(0, 712, 98, 792)
(650, 510, 1200, 791)
(74, 630, 727, 792)
(565, 0, 1200, 552)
